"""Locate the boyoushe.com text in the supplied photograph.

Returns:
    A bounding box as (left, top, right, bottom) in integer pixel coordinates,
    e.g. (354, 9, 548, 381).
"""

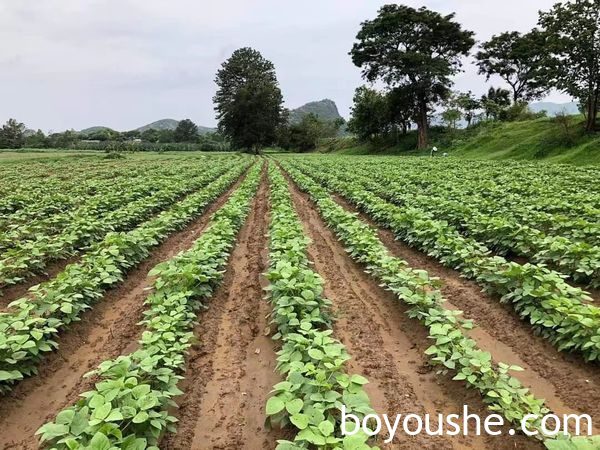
(341, 405, 593, 443)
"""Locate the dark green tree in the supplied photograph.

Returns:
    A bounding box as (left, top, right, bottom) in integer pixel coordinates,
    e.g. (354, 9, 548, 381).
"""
(0, 118, 26, 149)
(278, 114, 342, 152)
(24, 129, 49, 148)
(476, 30, 549, 102)
(350, 4, 475, 148)
(157, 129, 175, 143)
(481, 87, 511, 120)
(347, 86, 389, 141)
(386, 86, 416, 136)
(214, 47, 285, 154)
(538, 0, 600, 132)
(47, 130, 78, 149)
(140, 129, 160, 142)
(173, 119, 199, 143)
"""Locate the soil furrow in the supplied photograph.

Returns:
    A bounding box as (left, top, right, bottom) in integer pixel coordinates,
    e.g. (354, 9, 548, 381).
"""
(284, 173, 541, 450)
(162, 167, 284, 450)
(331, 193, 600, 433)
(0, 173, 247, 449)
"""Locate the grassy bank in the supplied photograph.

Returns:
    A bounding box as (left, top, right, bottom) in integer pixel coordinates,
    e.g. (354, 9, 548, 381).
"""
(320, 116, 600, 165)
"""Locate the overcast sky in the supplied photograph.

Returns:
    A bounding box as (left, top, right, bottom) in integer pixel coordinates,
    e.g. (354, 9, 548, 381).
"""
(0, 1, 572, 132)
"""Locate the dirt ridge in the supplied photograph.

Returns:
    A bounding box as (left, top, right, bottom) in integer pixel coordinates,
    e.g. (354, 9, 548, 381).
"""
(162, 165, 284, 450)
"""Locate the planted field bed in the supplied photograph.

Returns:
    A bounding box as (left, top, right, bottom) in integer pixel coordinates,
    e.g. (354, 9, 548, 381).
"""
(0, 153, 599, 449)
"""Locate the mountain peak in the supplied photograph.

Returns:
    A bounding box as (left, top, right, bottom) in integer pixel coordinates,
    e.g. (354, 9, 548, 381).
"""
(289, 99, 342, 124)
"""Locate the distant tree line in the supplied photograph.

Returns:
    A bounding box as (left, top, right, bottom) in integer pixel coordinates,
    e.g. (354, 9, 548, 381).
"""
(0, 117, 229, 151)
(348, 0, 600, 149)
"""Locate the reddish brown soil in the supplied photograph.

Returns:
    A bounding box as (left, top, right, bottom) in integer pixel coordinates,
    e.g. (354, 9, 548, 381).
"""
(283, 173, 542, 450)
(1, 162, 597, 449)
(332, 193, 600, 434)
(162, 167, 285, 450)
(0, 174, 247, 449)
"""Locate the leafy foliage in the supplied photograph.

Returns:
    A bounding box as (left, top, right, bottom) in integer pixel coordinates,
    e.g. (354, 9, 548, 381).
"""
(284, 156, 600, 362)
(0, 160, 251, 393)
(281, 162, 557, 440)
(350, 4, 475, 148)
(36, 163, 262, 449)
(0, 118, 26, 149)
(265, 165, 376, 450)
(0, 159, 243, 290)
(538, 0, 600, 132)
(214, 47, 286, 153)
(476, 30, 549, 102)
(173, 119, 199, 143)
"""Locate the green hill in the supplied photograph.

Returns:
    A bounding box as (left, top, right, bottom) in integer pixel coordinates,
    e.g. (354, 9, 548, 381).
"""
(80, 126, 114, 135)
(289, 99, 342, 124)
(135, 119, 215, 134)
(325, 116, 600, 165)
(135, 119, 180, 132)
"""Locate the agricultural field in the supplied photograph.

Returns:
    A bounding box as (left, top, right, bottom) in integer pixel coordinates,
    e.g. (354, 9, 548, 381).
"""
(0, 153, 599, 450)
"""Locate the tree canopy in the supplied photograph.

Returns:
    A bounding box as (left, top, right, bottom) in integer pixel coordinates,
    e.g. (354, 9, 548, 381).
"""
(350, 4, 475, 148)
(173, 119, 199, 143)
(213, 47, 285, 153)
(538, 0, 600, 132)
(0, 118, 26, 149)
(476, 30, 549, 102)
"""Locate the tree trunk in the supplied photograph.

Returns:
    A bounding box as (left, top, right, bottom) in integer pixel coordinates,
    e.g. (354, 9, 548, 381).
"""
(416, 101, 428, 149)
(585, 93, 598, 133)
(586, 92, 598, 132)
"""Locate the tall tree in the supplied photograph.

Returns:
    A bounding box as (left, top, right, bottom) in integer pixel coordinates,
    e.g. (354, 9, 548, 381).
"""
(214, 47, 285, 154)
(173, 119, 199, 142)
(481, 87, 511, 120)
(476, 30, 549, 102)
(350, 4, 475, 148)
(538, 0, 600, 132)
(0, 118, 26, 149)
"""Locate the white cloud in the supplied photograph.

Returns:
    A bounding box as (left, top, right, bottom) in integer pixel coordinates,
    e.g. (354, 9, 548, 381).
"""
(0, 0, 571, 131)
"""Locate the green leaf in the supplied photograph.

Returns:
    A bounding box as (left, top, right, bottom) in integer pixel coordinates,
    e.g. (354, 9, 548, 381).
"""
(132, 411, 149, 424)
(266, 396, 286, 415)
(94, 403, 112, 421)
(285, 398, 304, 415)
(318, 420, 334, 437)
(89, 432, 111, 450)
(290, 413, 310, 430)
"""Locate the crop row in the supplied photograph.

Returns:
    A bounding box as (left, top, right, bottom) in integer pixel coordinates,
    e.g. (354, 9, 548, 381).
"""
(0, 158, 202, 218)
(327, 157, 599, 246)
(0, 161, 218, 248)
(358, 157, 600, 227)
(0, 160, 252, 393)
(0, 156, 226, 224)
(0, 159, 244, 290)
(283, 159, 600, 363)
(280, 163, 597, 448)
(265, 165, 376, 450)
(36, 162, 262, 449)
(313, 160, 600, 287)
